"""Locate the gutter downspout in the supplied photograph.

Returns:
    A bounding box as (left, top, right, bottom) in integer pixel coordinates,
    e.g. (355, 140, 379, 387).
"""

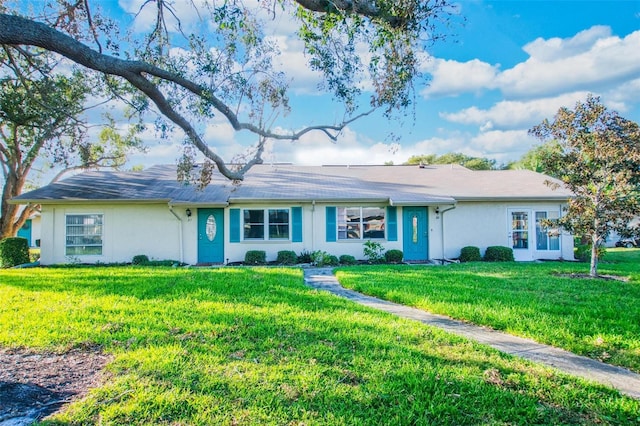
(440, 204, 457, 264)
(168, 205, 184, 264)
(311, 200, 316, 251)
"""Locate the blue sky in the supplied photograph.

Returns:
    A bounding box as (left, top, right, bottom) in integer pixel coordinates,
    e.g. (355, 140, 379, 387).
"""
(113, 0, 640, 168)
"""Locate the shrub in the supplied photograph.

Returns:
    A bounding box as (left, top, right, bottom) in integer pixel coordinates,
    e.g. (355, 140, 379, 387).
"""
(277, 250, 298, 265)
(339, 254, 357, 265)
(326, 255, 339, 266)
(459, 246, 482, 262)
(363, 240, 385, 263)
(385, 249, 403, 263)
(245, 250, 266, 265)
(483, 246, 514, 262)
(297, 250, 313, 264)
(132, 254, 150, 265)
(311, 250, 337, 267)
(0, 237, 30, 268)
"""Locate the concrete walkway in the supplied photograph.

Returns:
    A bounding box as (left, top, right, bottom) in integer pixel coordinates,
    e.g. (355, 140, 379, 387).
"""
(303, 268, 640, 400)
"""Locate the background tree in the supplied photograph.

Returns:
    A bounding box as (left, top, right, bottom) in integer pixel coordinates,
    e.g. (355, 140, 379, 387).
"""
(506, 141, 562, 177)
(405, 152, 497, 170)
(0, 48, 142, 239)
(529, 94, 640, 277)
(0, 0, 456, 183)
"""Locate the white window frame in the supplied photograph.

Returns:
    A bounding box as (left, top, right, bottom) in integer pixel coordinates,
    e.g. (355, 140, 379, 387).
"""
(337, 206, 386, 241)
(65, 214, 104, 255)
(242, 208, 290, 241)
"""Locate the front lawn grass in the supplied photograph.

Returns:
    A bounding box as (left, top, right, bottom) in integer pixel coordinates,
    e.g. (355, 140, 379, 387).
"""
(336, 248, 640, 374)
(1, 266, 639, 424)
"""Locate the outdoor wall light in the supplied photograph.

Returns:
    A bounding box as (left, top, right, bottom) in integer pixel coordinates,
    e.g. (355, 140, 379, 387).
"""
(186, 208, 192, 217)
(435, 206, 440, 215)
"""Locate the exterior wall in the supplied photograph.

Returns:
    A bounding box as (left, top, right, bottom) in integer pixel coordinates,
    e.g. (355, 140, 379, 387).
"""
(430, 201, 573, 261)
(38, 200, 573, 265)
(39, 204, 188, 265)
(223, 202, 403, 263)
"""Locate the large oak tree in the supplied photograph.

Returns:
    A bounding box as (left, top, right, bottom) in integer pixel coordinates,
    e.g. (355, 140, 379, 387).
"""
(530, 95, 640, 277)
(0, 0, 455, 182)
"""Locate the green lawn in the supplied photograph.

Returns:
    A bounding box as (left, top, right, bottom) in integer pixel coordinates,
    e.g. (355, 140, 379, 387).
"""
(0, 266, 639, 424)
(336, 248, 640, 375)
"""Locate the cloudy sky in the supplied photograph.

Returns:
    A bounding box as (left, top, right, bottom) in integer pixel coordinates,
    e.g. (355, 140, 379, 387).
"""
(113, 0, 640, 168)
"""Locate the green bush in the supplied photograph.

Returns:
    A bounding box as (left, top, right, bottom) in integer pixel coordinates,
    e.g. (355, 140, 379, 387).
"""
(245, 250, 266, 265)
(483, 246, 514, 262)
(297, 250, 313, 264)
(277, 250, 298, 265)
(0, 237, 30, 268)
(311, 250, 337, 267)
(132, 254, 150, 265)
(459, 246, 482, 262)
(326, 255, 339, 266)
(384, 249, 403, 263)
(363, 240, 385, 263)
(339, 254, 357, 265)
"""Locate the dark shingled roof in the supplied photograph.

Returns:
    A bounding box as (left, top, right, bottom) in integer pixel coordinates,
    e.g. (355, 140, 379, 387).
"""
(12, 164, 572, 205)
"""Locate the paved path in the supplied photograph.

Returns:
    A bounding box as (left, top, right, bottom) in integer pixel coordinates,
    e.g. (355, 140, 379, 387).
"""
(303, 268, 640, 400)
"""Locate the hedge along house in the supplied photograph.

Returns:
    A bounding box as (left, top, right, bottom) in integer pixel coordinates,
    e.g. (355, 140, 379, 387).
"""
(11, 164, 575, 265)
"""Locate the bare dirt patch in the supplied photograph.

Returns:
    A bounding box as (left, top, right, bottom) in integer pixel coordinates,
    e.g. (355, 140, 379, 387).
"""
(0, 347, 111, 425)
(555, 273, 630, 282)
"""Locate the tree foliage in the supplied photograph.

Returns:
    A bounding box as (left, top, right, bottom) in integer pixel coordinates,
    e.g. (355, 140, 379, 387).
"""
(0, 46, 142, 238)
(506, 140, 562, 177)
(529, 94, 640, 277)
(405, 152, 497, 170)
(0, 0, 456, 183)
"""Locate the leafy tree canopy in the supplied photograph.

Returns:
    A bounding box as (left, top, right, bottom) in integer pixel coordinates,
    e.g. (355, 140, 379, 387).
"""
(0, 0, 457, 183)
(0, 46, 142, 238)
(506, 140, 563, 177)
(405, 152, 497, 170)
(529, 94, 640, 277)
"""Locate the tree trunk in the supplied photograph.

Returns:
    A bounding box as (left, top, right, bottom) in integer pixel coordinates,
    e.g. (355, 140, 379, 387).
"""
(589, 235, 599, 277)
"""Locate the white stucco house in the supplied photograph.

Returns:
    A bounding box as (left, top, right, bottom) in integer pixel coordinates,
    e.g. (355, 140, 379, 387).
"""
(11, 164, 575, 265)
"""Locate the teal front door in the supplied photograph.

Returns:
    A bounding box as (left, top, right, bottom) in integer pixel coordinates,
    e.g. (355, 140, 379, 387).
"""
(17, 219, 32, 246)
(197, 208, 224, 264)
(403, 207, 428, 262)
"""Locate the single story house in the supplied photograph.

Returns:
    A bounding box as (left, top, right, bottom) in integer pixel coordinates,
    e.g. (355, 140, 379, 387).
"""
(11, 164, 574, 265)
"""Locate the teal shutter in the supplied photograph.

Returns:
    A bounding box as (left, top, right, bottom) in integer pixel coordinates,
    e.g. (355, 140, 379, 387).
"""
(230, 209, 240, 243)
(387, 206, 398, 241)
(292, 207, 303, 242)
(326, 206, 336, 242)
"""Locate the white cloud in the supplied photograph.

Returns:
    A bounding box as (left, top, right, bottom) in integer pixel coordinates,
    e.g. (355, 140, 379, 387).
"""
(420, 26, 640, 102)
(523, 25, 612, 61)
(499, 27, 640, 98)
(440, 92, 591, 128)
(421, 57, 500, 98)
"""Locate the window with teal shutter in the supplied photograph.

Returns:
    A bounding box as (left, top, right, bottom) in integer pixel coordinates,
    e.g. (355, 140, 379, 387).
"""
(387, 206, 397, 241)
(325, 206, 336, 242)
(292, 207, 303, 242)
(229, 209, 240, 242)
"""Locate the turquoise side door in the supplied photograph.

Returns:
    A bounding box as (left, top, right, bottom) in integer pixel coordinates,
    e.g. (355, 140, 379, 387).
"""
(402, 207, 428, 262)
(197, 208, 224, 264)
(17, 219, 32, 246)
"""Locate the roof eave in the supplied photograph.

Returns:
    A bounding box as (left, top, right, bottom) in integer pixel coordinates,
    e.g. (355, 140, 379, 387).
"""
(453, 196, 572, 202)
(10, 198, 173, 205)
